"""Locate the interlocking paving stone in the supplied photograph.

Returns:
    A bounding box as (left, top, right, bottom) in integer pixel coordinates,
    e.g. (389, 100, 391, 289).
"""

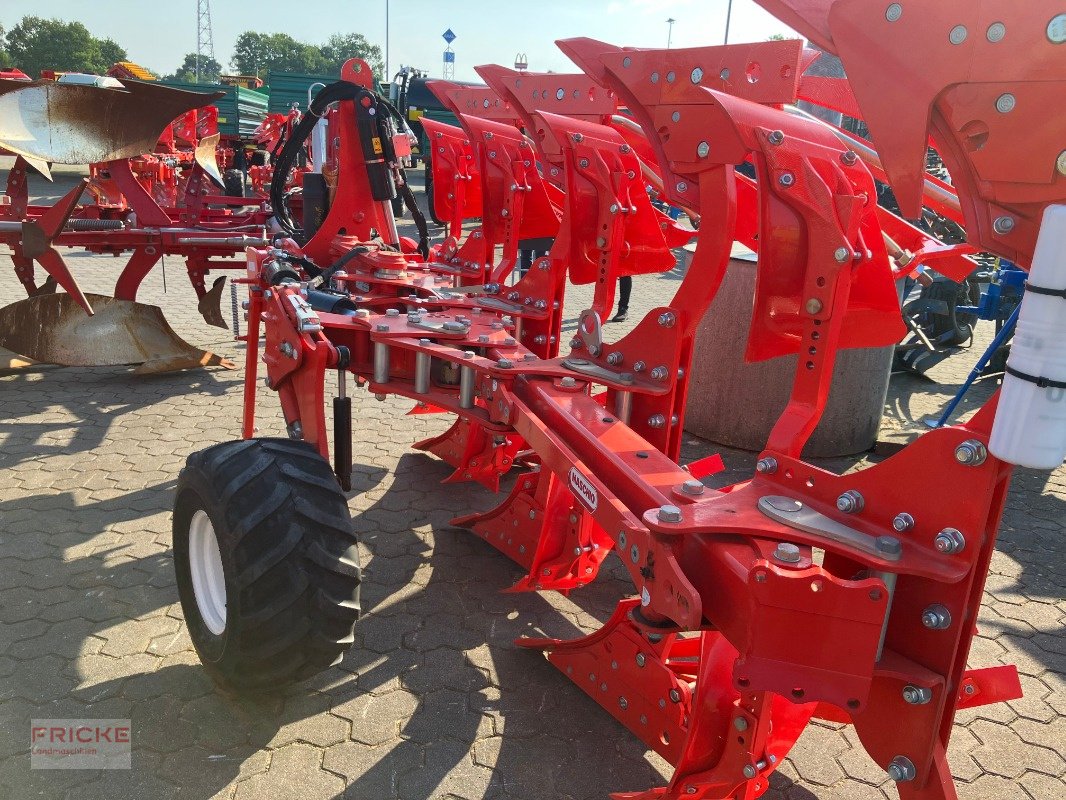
(0, 163, 1062, 798)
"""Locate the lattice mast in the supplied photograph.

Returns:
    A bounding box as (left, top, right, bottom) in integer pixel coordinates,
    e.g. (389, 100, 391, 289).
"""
(195, 0, 216, 82)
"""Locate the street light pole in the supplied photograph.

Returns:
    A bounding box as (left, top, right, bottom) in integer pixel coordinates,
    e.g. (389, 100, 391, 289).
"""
(385, 0, 390, 79)
(724, 0, 734, 45)
(666, 17, 676, 48)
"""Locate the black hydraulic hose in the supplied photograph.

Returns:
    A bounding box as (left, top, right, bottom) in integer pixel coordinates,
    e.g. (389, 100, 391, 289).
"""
(398, 177, 430, 258)
(271, 79, 363, 239)
(316, 245, 369, 283)
(272, 80, 431, 260)
(374, 94, 431, 257)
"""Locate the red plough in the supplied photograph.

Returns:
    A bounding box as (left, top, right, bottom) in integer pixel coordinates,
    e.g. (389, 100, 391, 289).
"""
(171, 4, 1066, 798)
(0, 75, 274, 370)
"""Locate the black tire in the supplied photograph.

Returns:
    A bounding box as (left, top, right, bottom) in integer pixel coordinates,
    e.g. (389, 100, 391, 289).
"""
(222, 169, 245, 198)
(250, 149, 271, 167)
(922, 278, 978, 347)
(173, 438, 361, 694)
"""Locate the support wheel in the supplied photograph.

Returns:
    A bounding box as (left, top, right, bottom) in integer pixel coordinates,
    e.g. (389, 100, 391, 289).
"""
(222, 169, 245, 198)
(173, 438, 361, 694)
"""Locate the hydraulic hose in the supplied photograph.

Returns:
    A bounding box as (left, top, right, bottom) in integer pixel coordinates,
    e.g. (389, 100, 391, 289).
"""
(270, 80, 431, 259)
(271, 80, 363, 239)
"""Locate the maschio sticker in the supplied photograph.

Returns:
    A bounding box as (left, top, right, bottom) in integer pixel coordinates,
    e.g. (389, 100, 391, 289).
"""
(568, 467, 598, 511)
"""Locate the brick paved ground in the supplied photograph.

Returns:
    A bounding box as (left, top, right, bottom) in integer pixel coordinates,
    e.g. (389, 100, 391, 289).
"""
(0, 165, 1062, 799)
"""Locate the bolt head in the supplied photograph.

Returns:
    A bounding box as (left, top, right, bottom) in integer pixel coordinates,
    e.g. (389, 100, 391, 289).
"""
(886, 3, 903, 22)
(834, 246, 851, 263)
(986, 22, 1006, 42)
(560, 376, 577, 388)
(742, 765, 757, 779)
(902, 685, 932, 705)
(840, 150, 858, 166)
(892, 513, 915, 532)
(768, 130, 785, 145)
(995, 92, 1016, 113)
(635, 653, 646, 667)
(658, 505, 683, 523)
(733, 716, 749, 732)
(922, 604, 952, 630)
(773, 542, 801, 563)
(682, 479, 706, 496)
(690, 67, 704, 84)
(948, 25, 968, 45)
(676, 181, 688, 193)
(887, 756, 916, 783)
(669, 688, 681, 703)
(756, 457, 778, 474)
(805, 298, 824, 315)
(934, 528, 965, 554)
(954, 439, 988, 465)
(779, 172, 795, 187)
(836, 490, 864, 514)
(876, 536, 902, 556)
(696, 141, 710, 158)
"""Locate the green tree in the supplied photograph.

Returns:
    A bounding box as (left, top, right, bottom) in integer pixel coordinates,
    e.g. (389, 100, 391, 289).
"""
(0, 25, 10, 68)
(164, 52, 223, 83)
(232, 32, 322, 76)
(3, 16, 128, 76)
(97, 38, 127, 67)
(321, 33, 384, 76)
(231, 30, 383, 77)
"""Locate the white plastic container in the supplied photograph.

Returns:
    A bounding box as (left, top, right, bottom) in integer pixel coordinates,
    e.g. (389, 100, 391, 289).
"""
(990, 205, 1066, 469)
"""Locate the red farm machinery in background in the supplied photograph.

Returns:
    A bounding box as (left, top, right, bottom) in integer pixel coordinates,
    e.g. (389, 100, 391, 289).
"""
(165, 2, 1066, 799)
(0, 72, 298, 371)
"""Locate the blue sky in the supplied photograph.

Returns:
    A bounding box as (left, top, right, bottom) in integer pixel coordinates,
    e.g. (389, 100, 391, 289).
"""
(1, 1, 797, 81)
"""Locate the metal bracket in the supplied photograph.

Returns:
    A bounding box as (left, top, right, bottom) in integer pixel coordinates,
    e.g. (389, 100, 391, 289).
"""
(757, 496, 902, 562)
(409, 318, 471, 335)
(477, 298, 526, 315)
(439, 283, 490, 296)
(577, 309, 603, 354)
(287, 294, 322, 332)
(562, 358, 635, 385)
(476, 296, 525, 313)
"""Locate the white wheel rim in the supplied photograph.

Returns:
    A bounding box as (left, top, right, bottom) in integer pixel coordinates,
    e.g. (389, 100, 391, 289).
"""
(188, 509, 227, 635)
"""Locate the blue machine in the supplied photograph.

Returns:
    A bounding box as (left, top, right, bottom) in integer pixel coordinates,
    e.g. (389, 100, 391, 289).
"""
(926, 261, 1026, 428)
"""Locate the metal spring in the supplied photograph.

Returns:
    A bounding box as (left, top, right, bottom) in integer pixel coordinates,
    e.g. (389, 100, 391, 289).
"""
(230, 281, 240, 338)
(64, 219, 124, 231)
